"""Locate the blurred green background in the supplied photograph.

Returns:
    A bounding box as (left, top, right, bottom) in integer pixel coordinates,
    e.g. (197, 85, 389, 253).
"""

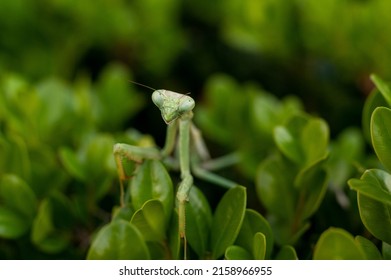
(0, 0, 390, 259)
(2, 0, 390, 134)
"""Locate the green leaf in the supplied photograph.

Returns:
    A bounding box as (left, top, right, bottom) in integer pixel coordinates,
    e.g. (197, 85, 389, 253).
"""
(235, 209, 273, 259)
(275, 245, 298, 260)
(256, 155, 296, 220)
(327, 127, 365, 189)
(186, 186, 213, 258)
(130, 160, 174, 224)
(225, 245, 252, 260)
(274, 115, 329, 168)
(82, 134, 115, 180)
(0, 174, 38, 238)
(383, 242, 391, 260)
(87, 220, 150, 260)
(35, 78, 76, 146)
(313, 228, 366, 260)
(112, 205, 134, 222)
(251, 93, 281, 137)
(211, 186, 246, 259)
(371, 74, 391, 106)
(59, 147, 86, 181)
(273, 114, 308, 165)
(253, 232, 266, 260)
(0, 174, 37, 221)
(348, 169, 391, 205)
(0, 133, 31, 179)
(355, 236, 382, 260)
(94, 63, 145, 130)
(196, 75, 244, 147)
(357, 192, 391, 244)
(371, 107, 391, 172)
(31, 199, 70, 254)
(295, 161, 328, 221)
(300, 118, 329, 167)
(274, 126, 304, 164)
(0, 207, 30, 238)
(147, 242, 167, 260)
(270, 219, 310, 246)
(362, 89, 387, 142)
(130, 199, 166, 242)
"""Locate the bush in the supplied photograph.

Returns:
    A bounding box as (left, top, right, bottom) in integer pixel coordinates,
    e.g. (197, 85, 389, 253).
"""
(0, 0, 390, 260)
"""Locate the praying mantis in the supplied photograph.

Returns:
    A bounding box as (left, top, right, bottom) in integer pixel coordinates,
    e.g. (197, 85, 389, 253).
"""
(113, 84, 239, 259)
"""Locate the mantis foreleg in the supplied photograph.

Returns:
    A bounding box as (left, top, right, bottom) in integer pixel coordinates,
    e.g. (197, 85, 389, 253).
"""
(113, 144, 160, 207)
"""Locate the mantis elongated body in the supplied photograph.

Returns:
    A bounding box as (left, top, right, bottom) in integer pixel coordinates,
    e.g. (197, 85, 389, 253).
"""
(113, 86, 238, 259)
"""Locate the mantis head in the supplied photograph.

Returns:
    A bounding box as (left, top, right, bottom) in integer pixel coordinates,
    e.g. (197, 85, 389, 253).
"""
(152, 90, 195, 124)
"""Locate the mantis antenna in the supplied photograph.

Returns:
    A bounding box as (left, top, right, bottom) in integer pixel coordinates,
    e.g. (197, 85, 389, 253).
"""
(128, 80, 157, 91)
(130, 80, 191, 96)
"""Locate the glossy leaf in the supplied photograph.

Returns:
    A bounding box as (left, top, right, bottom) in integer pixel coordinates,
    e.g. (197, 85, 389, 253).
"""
(275, 245, 298, 260)
(112, 205, 134, 222)
(362, 89, 387, 142)
(371, 74, 391, 106)
(357, 192, 391, 244)
(313, 228, 366, 260)
(371, 106, 391, 172)
(301, 118, 329, 167)
(225, 245, 252, 260)
(274, 114, 308, 164)
(348, 169, 391, 205)
(295, 161, 328, 221)
(253, 232, 266, 260)
(274, 115, 329, 168)
(274, 126, 304, 164)
(130, 199, 166, 242)
(355, 236, 382, 260)
(211, 186, 246, 259)
(235, 209, 273, 259)
(256, 155, 296, 220)
(87, 220, 150, 260)
(185, 186, 213, 258)
(130, 160, 174, 223)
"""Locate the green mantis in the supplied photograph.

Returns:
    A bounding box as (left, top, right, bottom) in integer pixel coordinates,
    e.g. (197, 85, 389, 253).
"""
(113, 85, 238, 259)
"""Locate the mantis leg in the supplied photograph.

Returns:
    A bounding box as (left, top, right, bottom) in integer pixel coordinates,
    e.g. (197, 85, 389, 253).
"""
(176, 114, 193, 259)
(113, 143, 160, 207)
(192, 163, 238, 189)
(161, 121, 178, 157)
(190, 124, 240, 189)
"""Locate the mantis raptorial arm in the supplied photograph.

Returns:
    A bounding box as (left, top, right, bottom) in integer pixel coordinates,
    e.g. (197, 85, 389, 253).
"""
(114, 86, 239, 259)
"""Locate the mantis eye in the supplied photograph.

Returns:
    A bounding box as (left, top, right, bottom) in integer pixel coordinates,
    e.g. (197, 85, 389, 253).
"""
(178, 96, 195, 113)
(152, 90, 165, 108)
